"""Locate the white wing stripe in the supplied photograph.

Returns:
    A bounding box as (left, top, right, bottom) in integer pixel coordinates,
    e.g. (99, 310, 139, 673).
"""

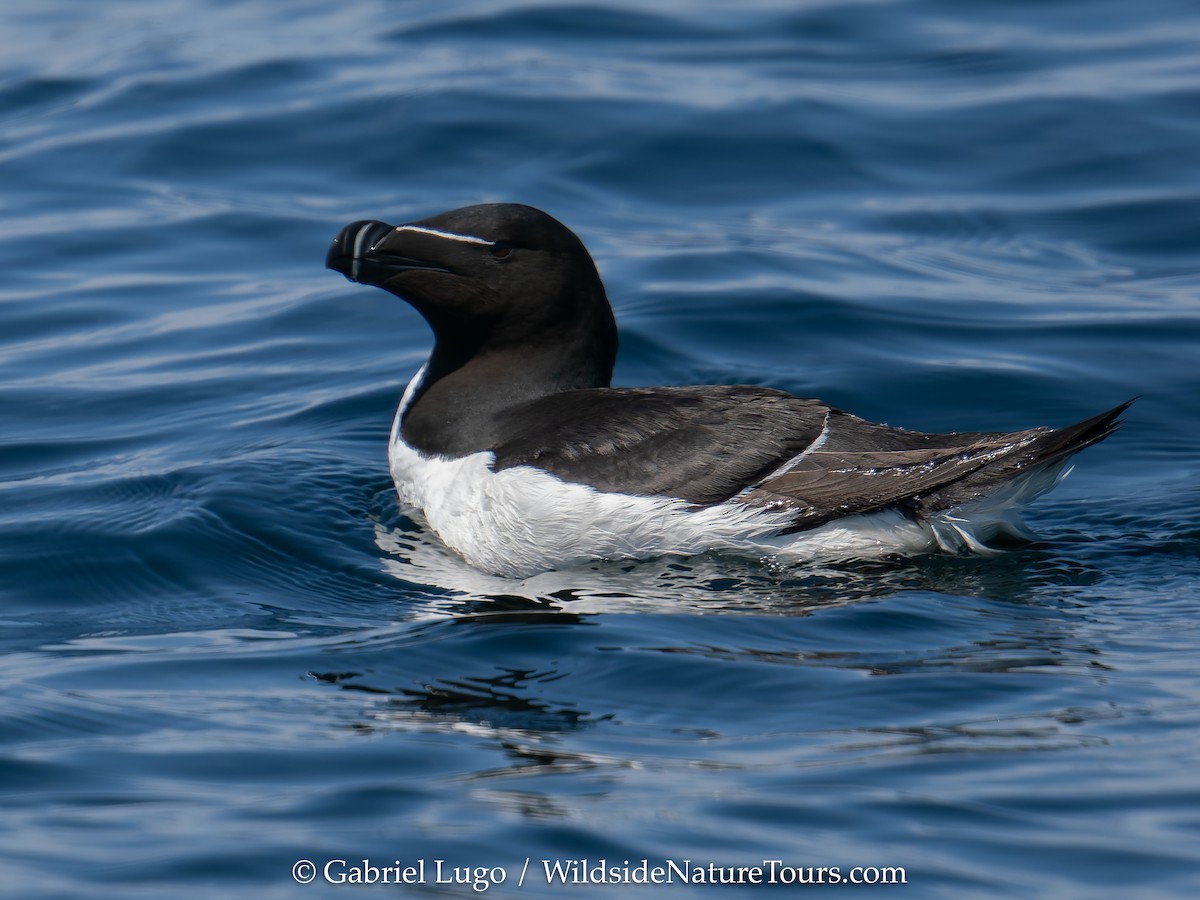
(735, 412, 831, 498)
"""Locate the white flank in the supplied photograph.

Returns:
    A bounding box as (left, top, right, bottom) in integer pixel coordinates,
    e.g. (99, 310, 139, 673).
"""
(927, 458, 1070, 553)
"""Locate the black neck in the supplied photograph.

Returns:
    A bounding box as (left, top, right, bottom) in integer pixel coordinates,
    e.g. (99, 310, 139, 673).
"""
(401, 303, 617, 457)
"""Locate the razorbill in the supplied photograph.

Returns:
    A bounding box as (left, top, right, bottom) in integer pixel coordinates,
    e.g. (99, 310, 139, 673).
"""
(327, 203, 1130, 577)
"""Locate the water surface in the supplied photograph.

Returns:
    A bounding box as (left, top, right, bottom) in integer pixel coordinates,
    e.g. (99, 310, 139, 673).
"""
(2, 1, 1198, 897)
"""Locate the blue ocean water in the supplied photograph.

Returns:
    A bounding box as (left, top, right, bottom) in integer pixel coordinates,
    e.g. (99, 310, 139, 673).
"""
(2, 0, 1199, 896)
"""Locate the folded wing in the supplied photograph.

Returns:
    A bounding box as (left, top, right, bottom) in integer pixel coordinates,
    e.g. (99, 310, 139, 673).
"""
(490, 387, 1132, 533)
(490, 385, 830, 504)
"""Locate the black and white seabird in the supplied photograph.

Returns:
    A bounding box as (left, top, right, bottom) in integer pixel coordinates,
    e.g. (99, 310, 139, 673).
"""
(327, 203, 1130, 577)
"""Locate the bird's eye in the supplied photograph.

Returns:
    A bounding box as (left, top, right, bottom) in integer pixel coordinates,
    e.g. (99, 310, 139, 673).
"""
(489, 244, 512, 259)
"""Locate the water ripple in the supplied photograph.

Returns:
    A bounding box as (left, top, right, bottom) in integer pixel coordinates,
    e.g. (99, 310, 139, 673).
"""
(3, 0, 1199, 896)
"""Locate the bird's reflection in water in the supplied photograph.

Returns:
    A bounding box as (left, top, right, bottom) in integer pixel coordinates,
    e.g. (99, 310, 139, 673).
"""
(302, 515, 1115, 783)
(370, 515, 1096, 620)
